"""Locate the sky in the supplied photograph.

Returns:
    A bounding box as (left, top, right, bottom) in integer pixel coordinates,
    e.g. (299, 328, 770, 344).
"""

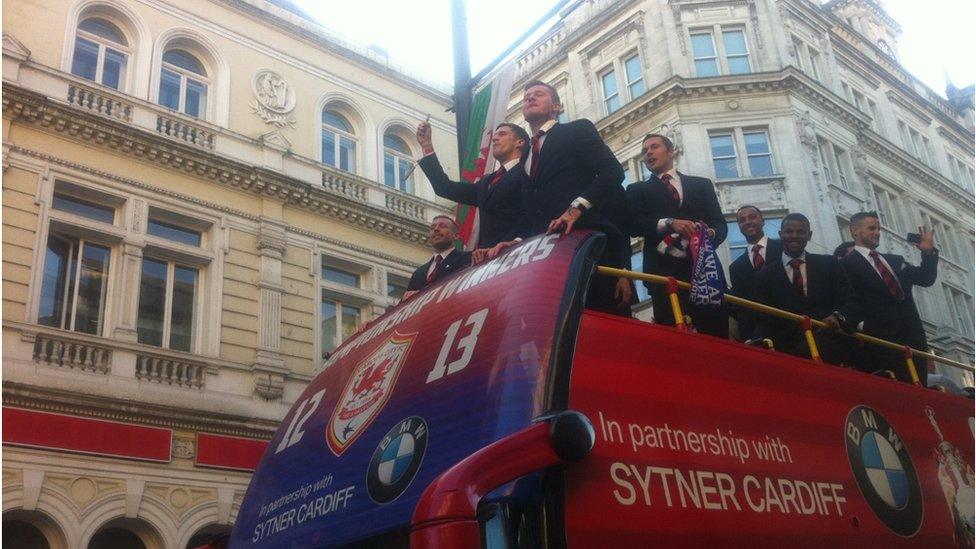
(293, 0, 975, 98)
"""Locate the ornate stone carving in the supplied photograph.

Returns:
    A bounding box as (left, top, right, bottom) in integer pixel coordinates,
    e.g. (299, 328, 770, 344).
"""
(253, 370, 285, 400)
(794, 110, 818, 152)
(852, 146, 868, 178)
(250, 70, 296, 128)
(172, 437, 195, 459)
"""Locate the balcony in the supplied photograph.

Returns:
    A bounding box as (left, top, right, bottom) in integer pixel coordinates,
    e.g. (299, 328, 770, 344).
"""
(713, 175, 787, 213)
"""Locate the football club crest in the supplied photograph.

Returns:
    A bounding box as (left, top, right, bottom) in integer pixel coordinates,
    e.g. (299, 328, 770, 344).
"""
(845, 406, 923, 536)
(327, 332, 416, 456)
(367, 416, 428, 504)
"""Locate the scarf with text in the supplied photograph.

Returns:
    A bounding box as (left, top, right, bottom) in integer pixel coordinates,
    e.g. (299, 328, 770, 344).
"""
(689, 222, 726, 308)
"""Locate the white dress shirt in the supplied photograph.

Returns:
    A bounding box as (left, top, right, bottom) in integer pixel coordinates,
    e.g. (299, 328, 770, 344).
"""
(853, 245, 897, 284)
(782, 251, 808, 295)
(655, 168, 683, 234)
(750, 235, 770, 266)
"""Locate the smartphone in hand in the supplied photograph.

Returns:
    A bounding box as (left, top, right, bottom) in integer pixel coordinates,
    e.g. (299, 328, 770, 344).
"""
(906, 232, 921, 244)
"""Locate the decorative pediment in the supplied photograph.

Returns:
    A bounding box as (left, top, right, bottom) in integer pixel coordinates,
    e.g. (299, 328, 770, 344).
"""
(258, 130, 293, 152)
(2, 32, 31, 61)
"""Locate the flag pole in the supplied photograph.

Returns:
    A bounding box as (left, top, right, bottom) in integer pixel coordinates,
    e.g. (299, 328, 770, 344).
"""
(451, 0, 473, 162)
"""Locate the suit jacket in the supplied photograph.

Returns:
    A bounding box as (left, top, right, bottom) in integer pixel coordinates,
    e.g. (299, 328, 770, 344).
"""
(753, 252, 861, 349)
(627, 172, 727, 280)
(840, 249, 938, 351)
(729, 238, 783, 340)
(418, 153, 525, 248)
(517, 119, 626, 258)
(407, 249, 473, 291)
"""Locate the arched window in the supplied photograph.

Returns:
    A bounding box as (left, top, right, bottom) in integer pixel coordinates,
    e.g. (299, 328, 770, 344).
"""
(71, 17, 129, 89)
(321, 110, 357, 172)
(158, 49, 208, 118)
(383, 133, 414, 193)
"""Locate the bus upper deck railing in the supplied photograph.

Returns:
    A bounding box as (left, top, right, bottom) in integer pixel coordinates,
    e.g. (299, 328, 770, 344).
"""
(597, 266, 975, 383)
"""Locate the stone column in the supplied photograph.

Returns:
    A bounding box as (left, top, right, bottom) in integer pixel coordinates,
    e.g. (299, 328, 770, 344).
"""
(252, 218, 288, 400)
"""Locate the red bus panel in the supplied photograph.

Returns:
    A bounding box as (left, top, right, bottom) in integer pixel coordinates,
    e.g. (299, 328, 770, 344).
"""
(566, 311, 974, 547)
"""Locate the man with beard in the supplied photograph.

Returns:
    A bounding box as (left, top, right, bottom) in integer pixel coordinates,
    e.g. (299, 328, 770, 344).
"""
(403, 216, 472, 299)
(841, 211, 938, 384)
(728, 205, 782, 341)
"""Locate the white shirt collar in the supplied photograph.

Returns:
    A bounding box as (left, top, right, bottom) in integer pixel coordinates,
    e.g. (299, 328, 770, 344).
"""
(537, 119, 557, 134)
(853, 245, 876, 260)
(782, 251, 806, 268)
(652, 167, 679, 182)
(501, 157, 520, 171)
(433, 249, 452, 262)
(750, 235, 769, 252)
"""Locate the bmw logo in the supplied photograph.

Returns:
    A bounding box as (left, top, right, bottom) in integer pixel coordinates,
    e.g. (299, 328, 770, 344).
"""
(367, 416, 428, 504)
(845, 406, 923, 536)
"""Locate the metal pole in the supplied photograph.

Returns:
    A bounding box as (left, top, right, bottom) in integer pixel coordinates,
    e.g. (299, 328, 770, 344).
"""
(451, 0, 473, 163)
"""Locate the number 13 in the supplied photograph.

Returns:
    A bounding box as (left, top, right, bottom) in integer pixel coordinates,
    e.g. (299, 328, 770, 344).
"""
(426, 308, 489, 383)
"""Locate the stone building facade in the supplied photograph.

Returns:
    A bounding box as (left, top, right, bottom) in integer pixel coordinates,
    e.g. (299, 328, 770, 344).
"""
(1, 0, 453, 546)
(504, 0, 974, 382)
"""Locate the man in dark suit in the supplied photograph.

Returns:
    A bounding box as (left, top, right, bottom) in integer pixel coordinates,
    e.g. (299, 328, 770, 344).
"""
(492, 80, 632, 315)
(415, 121, 527, 249)
(627, 133, 729, 337)
(404, 215, 472, 298)
(841, 211, 938, 384)
(752, 213, 860, 365)
(728, 205, 782, 341)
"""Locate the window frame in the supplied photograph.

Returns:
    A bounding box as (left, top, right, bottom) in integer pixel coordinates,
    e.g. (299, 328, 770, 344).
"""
(317, 255, 374, 358)
(383, 132, 416, 194)
(320, 109, 358, 173)
(71, 17, 131, 91)
(595, 51, 647, 116)
(689, 25, 752, 77)
(158, 49, 210, 119)
(136, 256, 200, 352)
(707, 127, 776, 180)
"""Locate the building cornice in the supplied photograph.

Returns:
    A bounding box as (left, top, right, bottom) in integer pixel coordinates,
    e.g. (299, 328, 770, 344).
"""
(2, 84, 433, 247)
(3, 382, 278, 439)
(593, 68, 975, 210)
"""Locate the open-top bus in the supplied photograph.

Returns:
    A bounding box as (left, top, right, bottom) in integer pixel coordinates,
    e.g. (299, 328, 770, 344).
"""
(229, 231, 974, 548)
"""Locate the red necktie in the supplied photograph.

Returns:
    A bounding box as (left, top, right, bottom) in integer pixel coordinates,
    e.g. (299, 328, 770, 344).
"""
(490, 166, 506, 186)
(752, 244, 764, 270)
(425, 254, 443, 286)
(661, 173, 680, 204)
(529, 131, 544, 179)
(869, 251, 904, 300)
(789, 258, 805, 297)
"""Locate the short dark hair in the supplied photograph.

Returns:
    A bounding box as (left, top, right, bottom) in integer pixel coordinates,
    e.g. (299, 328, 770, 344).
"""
(736, 205, 763, 220)
(496, 122, 529, 144)
(833, 241, 855, 258)
(431, 215, 459, 233)
(781, 212, 810, 228)
(642, 133, 675, 151)
(523, 80, 561, 106)
(849, 211, 879, 227)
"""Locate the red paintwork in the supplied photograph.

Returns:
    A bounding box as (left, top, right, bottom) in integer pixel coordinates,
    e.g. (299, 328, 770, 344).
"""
(196, 433, 269, 471)
(410, 421, 562, 548)
(2, 407, 171, 462)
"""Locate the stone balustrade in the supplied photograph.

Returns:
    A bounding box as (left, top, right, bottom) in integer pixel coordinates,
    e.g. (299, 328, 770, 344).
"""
(33, 332, 111, 374)
(67, 84, 132, 122)
(135, 352, 206, 389)
(156, 114, 215, 150)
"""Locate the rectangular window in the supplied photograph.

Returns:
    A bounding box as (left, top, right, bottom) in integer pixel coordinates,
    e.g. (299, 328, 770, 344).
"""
(71, 37, 99, 81)
(817, 138, 833, 184)
(691, 33, 719, 77)
(834, 145, 850, 189)
(873, 186, 894, 231)
(52, 193, 115, 224)
(622, 166, 633, 187)
(744, 131, 773, 176)
(322, 261, 361, 288)
(137, 258, 197, 352)
(321, 294, 362, 354)
(631, 252, 649, 303)
(159, 69, 181, 111)
(792, 38, 805, 71)
(709, 133, 739, 179)
(101, 48, 126, 89)
(909, 129, 923, 161)
(726, 218, 783, 261)
(38, 233, 111, 335)
(148, 218, 201, 247)
(639, 159, 651, 181)
(387, 275, 408, 301)
(185, 79, 207, 119)
(601, 69, 621, 114)
(624, 55, 646, 98)
(808, 49, 821, 80)
(722, 30, 751, 74)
